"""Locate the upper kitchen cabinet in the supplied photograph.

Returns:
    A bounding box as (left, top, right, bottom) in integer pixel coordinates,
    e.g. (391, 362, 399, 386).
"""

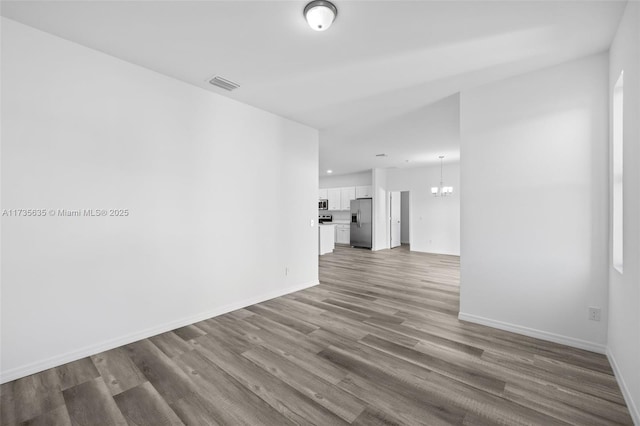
(327, 188, 341, 210)
(340, 187, 356, 210)
(320, 186, 362, 210)
(356, 185, 372, 198)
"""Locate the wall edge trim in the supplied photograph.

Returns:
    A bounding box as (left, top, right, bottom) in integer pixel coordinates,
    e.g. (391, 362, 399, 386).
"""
(458, 312, 606, 354)
(607, 348, 640, 425)
(0, 279, 320, 384)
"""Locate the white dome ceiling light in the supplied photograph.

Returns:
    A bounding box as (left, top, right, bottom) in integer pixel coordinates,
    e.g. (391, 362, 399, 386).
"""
(304, 1, 338, 32)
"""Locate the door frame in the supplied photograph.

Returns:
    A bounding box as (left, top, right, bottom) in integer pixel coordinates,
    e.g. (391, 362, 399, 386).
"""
(385, 189, 411, 250)
(389, 191, 402, 248)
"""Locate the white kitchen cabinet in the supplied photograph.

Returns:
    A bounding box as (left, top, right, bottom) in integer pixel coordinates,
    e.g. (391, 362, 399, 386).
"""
(356, 185, 372, 198)
(335, 224, 350, 245)
(327, 188, 341, 211)
(319, 224, 335, 255)
(320, 185, 370, 210)
(340, 187, 356, 211)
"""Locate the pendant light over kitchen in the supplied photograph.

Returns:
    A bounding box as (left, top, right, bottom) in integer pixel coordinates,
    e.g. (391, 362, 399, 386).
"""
(304, 0, 338, 31)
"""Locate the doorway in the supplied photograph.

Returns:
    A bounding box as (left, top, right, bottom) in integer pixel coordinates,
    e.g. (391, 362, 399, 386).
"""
(401, 191, 410, 247)
(390, 191, 410, 249)
(390, 191, 401, 248)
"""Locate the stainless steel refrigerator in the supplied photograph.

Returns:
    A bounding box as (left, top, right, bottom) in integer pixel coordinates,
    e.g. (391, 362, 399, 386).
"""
(350, 198, 372, 249)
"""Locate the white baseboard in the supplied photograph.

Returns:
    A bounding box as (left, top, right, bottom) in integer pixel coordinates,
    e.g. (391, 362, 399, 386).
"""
(0, 280, 319, 384)
(458, 312, 606, 354)
(410, 247, 460, 256)
(607, 348, 640, 425)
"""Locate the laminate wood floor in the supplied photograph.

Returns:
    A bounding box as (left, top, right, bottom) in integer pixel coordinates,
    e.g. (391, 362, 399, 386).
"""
(1, 245, 633, 425)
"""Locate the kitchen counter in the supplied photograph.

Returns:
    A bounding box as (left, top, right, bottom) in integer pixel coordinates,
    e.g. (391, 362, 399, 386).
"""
(319, 223, 335, 255)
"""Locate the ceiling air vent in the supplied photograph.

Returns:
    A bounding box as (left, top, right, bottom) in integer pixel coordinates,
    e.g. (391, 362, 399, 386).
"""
(208, 75, 240, 91)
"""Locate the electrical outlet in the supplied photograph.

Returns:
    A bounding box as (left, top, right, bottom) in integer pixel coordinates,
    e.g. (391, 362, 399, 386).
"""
(588, 307, 601, 322)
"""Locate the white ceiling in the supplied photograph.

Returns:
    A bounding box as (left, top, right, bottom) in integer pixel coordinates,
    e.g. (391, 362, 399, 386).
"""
(1, 1, 626, 175)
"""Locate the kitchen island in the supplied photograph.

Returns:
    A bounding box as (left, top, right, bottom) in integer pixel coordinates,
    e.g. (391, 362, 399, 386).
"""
(318, 223, 336, 255)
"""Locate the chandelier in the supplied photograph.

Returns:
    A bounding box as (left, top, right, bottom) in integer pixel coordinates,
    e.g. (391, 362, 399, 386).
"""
(431, 156, 453, 197)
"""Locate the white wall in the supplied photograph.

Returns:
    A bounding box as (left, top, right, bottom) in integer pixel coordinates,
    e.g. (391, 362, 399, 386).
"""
(386, 165, 460, 255)
(0, 18, 319, 382)
(372, 168, 388, 251)
(319, 171, 371, 188)
(607, 2, 640, 423)
(320, 94, 460, 174)
(401, 192, 410, 244)
(459, 53, 609, 352)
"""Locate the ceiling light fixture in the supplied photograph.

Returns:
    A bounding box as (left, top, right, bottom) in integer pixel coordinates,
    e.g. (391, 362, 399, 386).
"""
(304, 0, 338, 32)
(431, 156, 453, 197)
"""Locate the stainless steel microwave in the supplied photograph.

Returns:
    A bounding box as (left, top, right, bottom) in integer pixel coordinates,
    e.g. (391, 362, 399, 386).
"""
(319, 199, 328, 210)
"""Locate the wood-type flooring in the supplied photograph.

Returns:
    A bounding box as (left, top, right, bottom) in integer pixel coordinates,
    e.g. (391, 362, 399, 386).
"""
(1, 245, 633, 425)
